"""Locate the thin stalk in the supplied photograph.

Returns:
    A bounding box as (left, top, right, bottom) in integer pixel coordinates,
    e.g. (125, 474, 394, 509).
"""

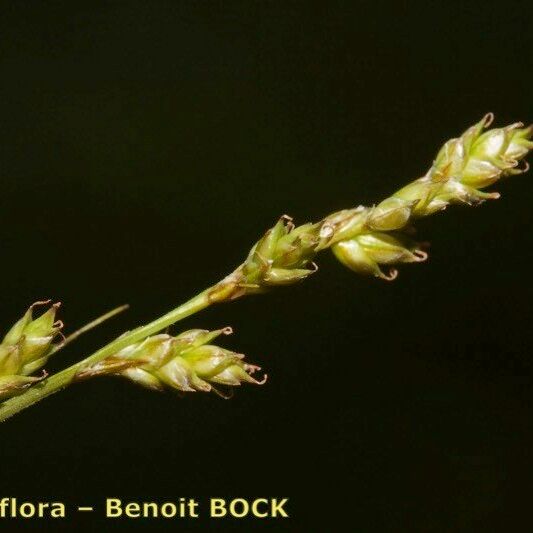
(0, 290, 211, 421)
(50, 304, 130, 356)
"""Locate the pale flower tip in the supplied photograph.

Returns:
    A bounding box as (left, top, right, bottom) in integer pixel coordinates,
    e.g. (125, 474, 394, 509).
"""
(221, 326, 233, 336)
(30, 299, 53, 309)
(250, 374, 268, 385)
(211, 386, 233, 400)
(508, 121, 525, 131)
(278, 214, 295, 232)
(382, 268, 398, 281)
(413, 250, 429, 262)
(255, 373, 268, 385)
(243, 363, 267, 385)
(483, 112, 495, 128)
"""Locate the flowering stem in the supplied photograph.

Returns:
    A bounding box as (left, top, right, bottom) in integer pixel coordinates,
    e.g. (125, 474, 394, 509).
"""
(0, 290, 212, 421)
(0, 115, 531, 422)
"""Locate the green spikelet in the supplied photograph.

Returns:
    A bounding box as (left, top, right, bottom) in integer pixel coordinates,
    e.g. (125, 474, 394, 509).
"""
(0, 301, 63, 399)
(320, 114, 533, 279)
(76, 327, 266, 397)
(209, 216, 320, 301)
(394, 113, 532, 215)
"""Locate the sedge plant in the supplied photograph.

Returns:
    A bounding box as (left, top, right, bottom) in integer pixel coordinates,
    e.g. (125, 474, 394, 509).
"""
(0, 113, 531, 422)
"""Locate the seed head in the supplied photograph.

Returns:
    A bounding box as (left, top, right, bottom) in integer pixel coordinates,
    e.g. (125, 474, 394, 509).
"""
(395, 114, 533, 215)
(77, 327, 266, 397)
(320, 114, 532, 278)
(0, 301, 62, 399)
(209, 216, 320, 301)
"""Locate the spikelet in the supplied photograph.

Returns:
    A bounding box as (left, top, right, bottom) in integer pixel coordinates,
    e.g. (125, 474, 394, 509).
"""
(209, 216, 320, 301)
(322, 115, 532, 279)
(0, 301, 63, 399)
(76, 327, 266, 397)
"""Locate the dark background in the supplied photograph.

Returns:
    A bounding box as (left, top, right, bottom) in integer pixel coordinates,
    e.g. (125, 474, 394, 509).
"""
(1, 1, 532, 531)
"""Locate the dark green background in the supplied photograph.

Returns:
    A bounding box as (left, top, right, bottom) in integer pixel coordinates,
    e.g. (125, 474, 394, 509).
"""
(1, 1, 532, 531)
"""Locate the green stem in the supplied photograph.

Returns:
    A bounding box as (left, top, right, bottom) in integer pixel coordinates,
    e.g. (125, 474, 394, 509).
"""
(0, 289, 211, 422)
